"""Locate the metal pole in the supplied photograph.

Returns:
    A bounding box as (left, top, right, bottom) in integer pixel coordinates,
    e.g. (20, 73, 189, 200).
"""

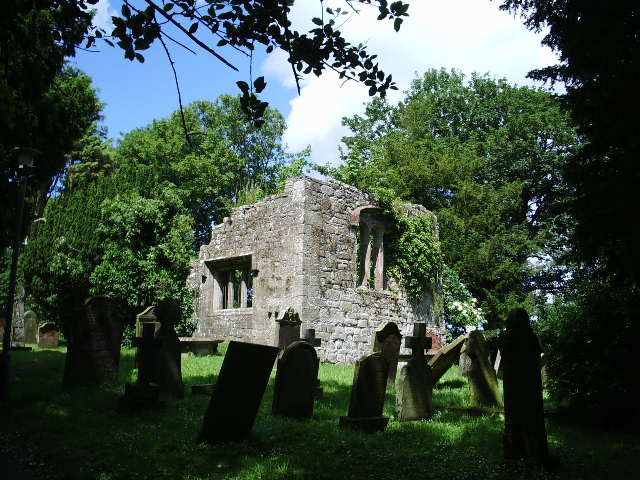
(0, 166, 28, 402)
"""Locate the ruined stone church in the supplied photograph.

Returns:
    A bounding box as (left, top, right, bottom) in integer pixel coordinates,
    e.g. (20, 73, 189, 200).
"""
(188, 176, 444, 363)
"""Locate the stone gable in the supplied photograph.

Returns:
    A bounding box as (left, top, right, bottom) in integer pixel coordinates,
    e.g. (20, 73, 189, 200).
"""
(188, 176, 444, 362)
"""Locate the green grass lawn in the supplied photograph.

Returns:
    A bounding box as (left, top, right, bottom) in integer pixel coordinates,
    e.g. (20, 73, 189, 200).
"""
(1, 344, 639, 480)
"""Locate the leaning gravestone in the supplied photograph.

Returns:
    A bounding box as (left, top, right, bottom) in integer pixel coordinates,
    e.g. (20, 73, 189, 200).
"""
(23, 311, 38, 344)
(199, 341, 279, 443)
(118, 322, 163, 412)
(339, 352, 389, 432)
(428, 334, 467, 384)
(499, 308, 548, 464)
(396, 323, 434, 421)
(272, 340, 319, 418)
(276, 307, 302, 350)
(64, 296, 125, 386)
(459, 330, 503, 407)
(38, 323, 60, 349)
(373, 322, 402, 385)
(152, 299, 184, 397)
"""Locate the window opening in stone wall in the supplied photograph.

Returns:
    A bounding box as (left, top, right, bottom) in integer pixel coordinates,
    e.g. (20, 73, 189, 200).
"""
(206, 255, 253, 310)
(356, 211, 388, 292)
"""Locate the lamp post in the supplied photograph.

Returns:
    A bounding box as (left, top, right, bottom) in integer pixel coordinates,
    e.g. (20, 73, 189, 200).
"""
(0, 148, 37, 402)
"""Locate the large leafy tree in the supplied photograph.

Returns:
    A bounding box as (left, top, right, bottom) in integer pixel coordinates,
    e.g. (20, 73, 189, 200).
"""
(330, 69, 578, 326)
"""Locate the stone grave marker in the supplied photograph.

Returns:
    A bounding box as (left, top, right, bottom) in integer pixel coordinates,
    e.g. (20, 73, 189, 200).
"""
(23, 310, 38, 344)
(373, 322, 402, 386)
(494, 350, 503, 379)
(272, 340, 319, 419)
(37, 323, 60, 349)
(428, 334, 466, 384)
(499, 308, 548, 464)
(459, 330, 503, 407)
(152, 299, 184, 397)
(199, 341, 279, 443)
(0, 318, 5, 341)
(302, 328, 323, 399)
(396, 323, 434, 421)
(135, 305, 158, 337)
(276, 307, 301, 350)
(64, 296, 125, 386)
(118, 322, 163, 412)
(339, 352, 389, 432)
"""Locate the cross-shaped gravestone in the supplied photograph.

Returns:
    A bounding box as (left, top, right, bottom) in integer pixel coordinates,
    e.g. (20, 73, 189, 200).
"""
(396, 322, 434, 421)
(301, 328, 323, 399)
(404, 323, 432, 359)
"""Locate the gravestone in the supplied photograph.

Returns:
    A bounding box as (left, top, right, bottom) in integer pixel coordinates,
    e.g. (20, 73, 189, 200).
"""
(302, 328, 323, 399)
(64, 296, 125, 386)
(0, 318, 4, 341)
(494, 350, 503, 379)
(23, 311, 38, 344)
(339, 352, 389, 432)
(459, 330, 503, 407)
(37, 323, 60, 349)
(199, 341, 279, 443)
(272, 340, 319, 418)
(428, 334, 466, 384)
(135, 306, 158, 337)
(276, 308, 301, 350)
(373, 322, 402, 385)
(499, 308, 548, 464)
(152, 299, 184, 397)
(118, 322, 162, 412)
(396, 323, 434, 420)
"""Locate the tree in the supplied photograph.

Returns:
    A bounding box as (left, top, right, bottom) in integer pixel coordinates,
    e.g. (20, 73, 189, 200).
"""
(330, 69, 578, 327)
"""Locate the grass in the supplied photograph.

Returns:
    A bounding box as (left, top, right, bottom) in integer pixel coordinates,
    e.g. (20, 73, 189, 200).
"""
(1, 343, 639, 480)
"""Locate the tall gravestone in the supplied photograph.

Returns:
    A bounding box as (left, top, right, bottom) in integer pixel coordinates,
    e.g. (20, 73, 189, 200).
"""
(152, 299, 184, 397)
(23, 311, 38, 344)
(199, 341, 279, 443)
(459, 330, 503, 407)
(499, 308, 548, 464)
(118, 322, 163, 412)
(339, 352, 389, 433)
(64, 296, 125, 386)
(276, 308, 302, 350)
(272, 340, 319, 418)
(302, 328, 323, 399)
(396, 323, 434, 421)
(428, 334, 466, 384)
(38, 323, 60, 349)
(373, 322, 402, 386)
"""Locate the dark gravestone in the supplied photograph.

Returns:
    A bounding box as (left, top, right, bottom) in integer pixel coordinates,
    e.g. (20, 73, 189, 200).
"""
(396, 323, 434, 420)
(199, 341, 279, 443)
(499, 308, 548, 464)
(118, 322, 162, 412)
(23, 311, 38, 344)
(272, 341, 319, 418)
(135, 306, 157, 337)
(64, 296, 125, 386)
(339, 352, 389, 432)
(37, 323, 60, 349)
(373, 322, 402, 385)
(302, 328, 323, 399)
(152, 299, 184, 397)
(428, 334, 466, 384)
(459, 331, 503, 407)
(276, 308, 301, 350)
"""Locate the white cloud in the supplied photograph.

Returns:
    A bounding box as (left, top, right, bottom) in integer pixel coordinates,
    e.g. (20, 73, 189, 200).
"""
(262, 0, 560, 166)
(90, 0, 116, 32)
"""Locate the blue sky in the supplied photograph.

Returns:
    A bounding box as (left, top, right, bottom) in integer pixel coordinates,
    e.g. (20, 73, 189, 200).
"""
(75, 0, 558, 165)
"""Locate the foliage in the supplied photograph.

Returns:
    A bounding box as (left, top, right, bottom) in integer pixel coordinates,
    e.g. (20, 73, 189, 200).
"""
(441, 265, 485, 334)
(388, 209, 443, 301)
(330, 69, 578, 327)
(102, 1, 408, 124)
(534, 279, 640, 420)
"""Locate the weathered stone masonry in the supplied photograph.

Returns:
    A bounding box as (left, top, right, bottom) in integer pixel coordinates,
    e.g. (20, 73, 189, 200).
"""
(188, 176, 444, 363)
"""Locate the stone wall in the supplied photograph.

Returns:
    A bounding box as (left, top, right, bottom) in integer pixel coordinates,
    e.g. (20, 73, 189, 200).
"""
(188, 176, 445, 362)
(299, 177, 443, 362)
